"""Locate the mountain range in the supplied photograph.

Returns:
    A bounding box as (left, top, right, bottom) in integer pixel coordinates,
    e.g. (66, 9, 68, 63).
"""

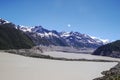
(0, 18, 109, 49)
(19, 25, 109, 49)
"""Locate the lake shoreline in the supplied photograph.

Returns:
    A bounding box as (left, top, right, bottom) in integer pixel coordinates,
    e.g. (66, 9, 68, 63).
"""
(93, 62, 120, 80)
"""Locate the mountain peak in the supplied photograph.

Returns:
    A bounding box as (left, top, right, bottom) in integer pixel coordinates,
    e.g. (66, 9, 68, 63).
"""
(90, 36, 110, 44)
(18, 25, 33, 32)
(0, 18, 10, 24)
(34, 25, 43, 29)
(1, 19, 109, 48)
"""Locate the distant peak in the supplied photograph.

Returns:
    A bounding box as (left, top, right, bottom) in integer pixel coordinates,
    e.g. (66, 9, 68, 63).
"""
(0, 18, 10, 24)
(34, 25, 43, 28)
(90, 36, 110, 44)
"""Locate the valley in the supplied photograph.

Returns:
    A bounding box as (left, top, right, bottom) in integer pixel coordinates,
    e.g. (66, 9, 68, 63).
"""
(0, 18, 120, 80)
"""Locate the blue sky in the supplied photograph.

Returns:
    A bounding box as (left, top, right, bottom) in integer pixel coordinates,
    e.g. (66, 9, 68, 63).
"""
(0, 0, 120, 41)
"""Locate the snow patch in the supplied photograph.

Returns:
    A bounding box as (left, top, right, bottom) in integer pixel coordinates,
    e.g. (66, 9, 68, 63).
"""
(19, 25, 33, 32)
(0, 18, 10, 24)
(60, 32, 70, 37)
(90, 36, 110, 44)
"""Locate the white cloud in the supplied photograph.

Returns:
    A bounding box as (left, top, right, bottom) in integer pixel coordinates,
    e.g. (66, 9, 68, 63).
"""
(67, 24, 71, 27)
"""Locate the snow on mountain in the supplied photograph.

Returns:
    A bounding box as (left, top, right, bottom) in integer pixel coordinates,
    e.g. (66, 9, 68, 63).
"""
(0, 18, 108, 48)
(60, 32, 100, 44)
(19, 25, 60, 38)
(60, 32, 104, 48)
(0, 18, 10, 24)
(18, 25, 106, 48)
(18, 25, 68, 46)
(99, 39, 110, 44)
(90, 36, 110, 44)
(18, 25, 33, 32)
(60, 32, 71, 37)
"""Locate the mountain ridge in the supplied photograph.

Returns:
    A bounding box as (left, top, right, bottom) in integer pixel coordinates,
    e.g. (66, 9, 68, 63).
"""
(0, 18, 109, 49)
(0, 19, 35, 49)
(19, 25, 108, 48)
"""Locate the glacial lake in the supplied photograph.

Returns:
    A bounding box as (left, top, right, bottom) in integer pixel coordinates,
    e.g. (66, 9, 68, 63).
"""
(0, 51, 119, 80)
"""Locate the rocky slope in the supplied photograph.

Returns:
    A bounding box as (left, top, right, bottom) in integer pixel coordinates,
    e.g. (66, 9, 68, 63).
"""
(93, 40, 120, 58)
(93, 62, 120, 80)
(0, 19, 34, 49)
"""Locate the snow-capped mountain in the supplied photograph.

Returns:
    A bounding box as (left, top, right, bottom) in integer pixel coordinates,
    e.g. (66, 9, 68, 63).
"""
(19, 25, 68, 46)
(60, 32, 104, 48)
(0, 18, 10, 24)
(0, 18, 108, 48)
(18, 25, 33, 32)
(90, 36, 110, 44)
(19, 25, 106, 48)
(19, 25, 60, 38)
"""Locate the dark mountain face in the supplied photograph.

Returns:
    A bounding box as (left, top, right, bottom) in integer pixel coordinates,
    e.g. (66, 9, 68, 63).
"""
(0, 20, 34, 49)
(31, 26, 50, 33)
(93, 40, 120, 58)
